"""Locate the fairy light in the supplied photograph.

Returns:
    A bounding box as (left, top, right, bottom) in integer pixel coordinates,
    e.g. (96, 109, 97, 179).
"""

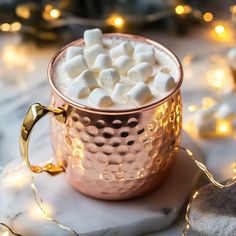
(50, 9, 61, 19)
(43, 4, 61, 20)
(175, 5, 192, 15)
(215, 25, 225, 35)
(216, 119, 232, 135)
(0, 23, 10, 32)
(16, 5, 31, 19)
(203, 12, 213, 22)
(188, 105, 198, 112)
(10, 22, 22, 32)
(2, 231, 9, 236)
(206, 69, 225, 89)
(107, 15, 124, 28)
(202, 97, 216, 110)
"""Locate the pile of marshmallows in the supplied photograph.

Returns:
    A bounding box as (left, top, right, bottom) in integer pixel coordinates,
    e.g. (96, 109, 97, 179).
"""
(63, 28, 176, 108)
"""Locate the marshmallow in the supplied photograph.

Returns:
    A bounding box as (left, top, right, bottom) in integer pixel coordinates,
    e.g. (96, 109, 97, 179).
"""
(63, 55, 88, 78)
(111, 83, 130, 102)
(134, 51, 155, 64)
(113, 56, 134, 75)
(84, 28, 103, 47)
(134, 44, 154, 55)
(109, 42, 133, 58)
(127, 62, 153, 85)
(153, 72, 176, 93)
(98, 68, 120, 90)
(93, 54, 112, 71)
(66, 82, 90, 99)
(88, 88, 113, 108)
(216, 103, 234, 119)
(126, 82, 152, 106)
(65, 46, 83, 60)
(84, 44, 105, 66)
(75, 70, 98, 89)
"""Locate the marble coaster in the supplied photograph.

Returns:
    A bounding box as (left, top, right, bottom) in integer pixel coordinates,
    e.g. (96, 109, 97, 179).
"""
(0, 132, 202, 236)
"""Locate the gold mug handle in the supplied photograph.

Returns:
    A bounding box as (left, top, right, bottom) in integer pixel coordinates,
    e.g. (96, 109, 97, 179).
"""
(20, 103, 67, 176)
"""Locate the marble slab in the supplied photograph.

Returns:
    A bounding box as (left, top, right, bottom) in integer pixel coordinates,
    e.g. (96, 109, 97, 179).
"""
(0, 131, 202, 236)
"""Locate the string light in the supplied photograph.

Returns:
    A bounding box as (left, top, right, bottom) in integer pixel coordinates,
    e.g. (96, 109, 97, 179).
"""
(202, 97, 216, 110)
(188, 105, 198, 112)
(0, 22, 22, 32)
(203, 12, 213, 22)
(216, 119, 232, 136)
(16, 5, 31, 19)
(206, 68, 225, 89)
(0, 23, 10, 32)
(175, 5, 192, 15)
(43, 4, 61, 21)
(107, 15, 124, 28)
(215, 24, 225, 35)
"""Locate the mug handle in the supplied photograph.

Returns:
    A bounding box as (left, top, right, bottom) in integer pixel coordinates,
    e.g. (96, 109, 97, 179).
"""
(20, 103, 67, 176)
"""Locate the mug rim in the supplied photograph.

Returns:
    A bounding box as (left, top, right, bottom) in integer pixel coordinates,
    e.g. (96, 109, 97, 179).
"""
(48, 33, 183, 115)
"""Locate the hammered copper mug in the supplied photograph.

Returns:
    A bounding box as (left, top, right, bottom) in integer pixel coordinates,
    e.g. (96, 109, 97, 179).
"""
(20, 33, 183, 200)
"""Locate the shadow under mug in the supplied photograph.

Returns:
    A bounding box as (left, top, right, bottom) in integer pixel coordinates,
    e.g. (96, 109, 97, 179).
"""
(20, 33, 183, 200)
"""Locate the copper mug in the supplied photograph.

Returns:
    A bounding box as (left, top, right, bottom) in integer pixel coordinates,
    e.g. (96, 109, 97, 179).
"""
(20, 33, 183, 200)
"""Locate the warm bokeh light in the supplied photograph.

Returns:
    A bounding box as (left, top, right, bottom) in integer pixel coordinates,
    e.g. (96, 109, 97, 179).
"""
(107, 15, 124, 28)
(0, 23, 10, 32)
(49, 9, 61, 19)
(10, 22, 22, 32)
(2, 231, 9, 236)
(207, 69, 225, 89)
(175, 5, 192, 15)
(216, 120, 232, 136)
(202, 97, 216, 110)
(3, 172, 30, 188)
(43, 4, 61, 20)
(215, 24, 225, 35)
(16, 5, 31, 19)
(203, 12, 213, 22)
(29, 203, 52, 219)
(188, 105, 198, 112)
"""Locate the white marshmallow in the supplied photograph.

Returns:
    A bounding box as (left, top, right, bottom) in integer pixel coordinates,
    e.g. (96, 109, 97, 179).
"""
(109, 42, 133, 58)
(75, 70, 98, 89)
(65, 46, 83, 60)
(111, 83, 130, 102)
(63, 55, 88, 78)
(98, 68, 120, 90)
(84, 44, 105, 66)
(216, 103, 234, 119)
(93, 54, 112, 71)
(134, 51, 155, 64)
(84, 28, 103, 47)
(88, 88, 113, 108)
(153, 72, 176, 93)
(134, 44, 154, 55)
(127, 62, 153, 85)
(113, 56, 134, 75)
(66, 82, 90, 99)
(126, 82, 152, 106)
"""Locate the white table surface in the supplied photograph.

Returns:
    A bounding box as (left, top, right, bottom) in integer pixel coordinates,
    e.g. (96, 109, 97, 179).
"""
(0, 26, 235, 235)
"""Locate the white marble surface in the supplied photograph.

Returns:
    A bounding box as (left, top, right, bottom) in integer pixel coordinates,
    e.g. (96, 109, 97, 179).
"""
(0, 132, 201, 236)
(0, 25, 236, 235)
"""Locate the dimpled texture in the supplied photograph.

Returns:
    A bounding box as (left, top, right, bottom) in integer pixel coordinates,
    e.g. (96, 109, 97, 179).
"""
(50, 91, 182, 200)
